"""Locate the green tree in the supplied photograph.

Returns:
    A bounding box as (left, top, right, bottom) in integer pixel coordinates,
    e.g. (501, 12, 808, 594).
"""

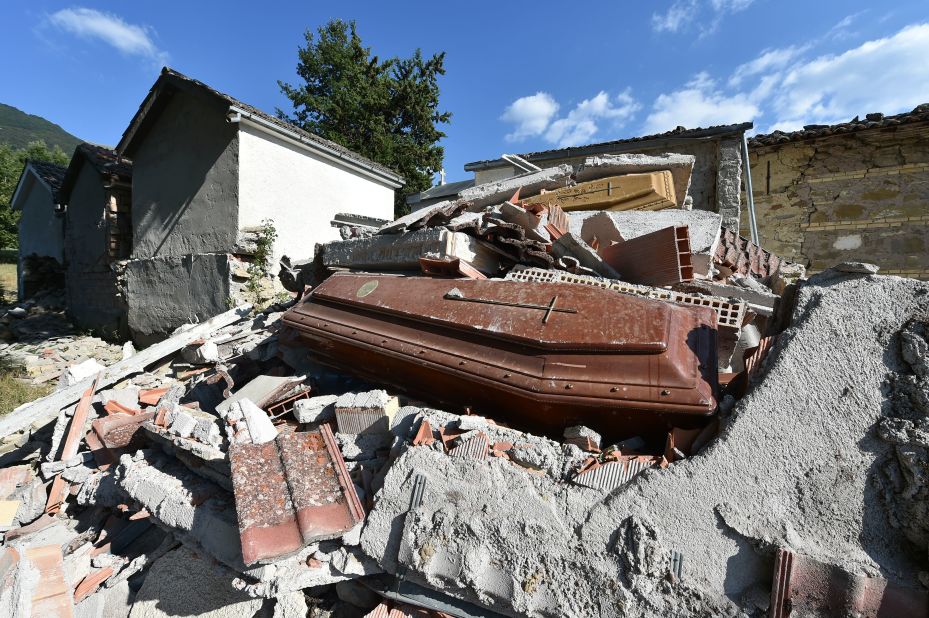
(279, 20, 451, 216)
(0, 140, 70, 249)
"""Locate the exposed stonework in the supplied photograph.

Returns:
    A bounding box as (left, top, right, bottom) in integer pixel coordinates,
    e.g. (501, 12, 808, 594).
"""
(746, 121, 929, 279)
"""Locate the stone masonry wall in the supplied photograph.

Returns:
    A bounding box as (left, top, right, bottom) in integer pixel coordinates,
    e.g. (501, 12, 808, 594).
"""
(744, 122, 929, 278)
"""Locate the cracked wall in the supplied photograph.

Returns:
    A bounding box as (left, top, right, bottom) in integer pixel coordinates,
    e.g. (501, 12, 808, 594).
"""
(745, 122, 929, 278)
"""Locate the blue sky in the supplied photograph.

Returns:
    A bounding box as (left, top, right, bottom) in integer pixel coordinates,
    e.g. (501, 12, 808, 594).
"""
(2, 1, 929, 184)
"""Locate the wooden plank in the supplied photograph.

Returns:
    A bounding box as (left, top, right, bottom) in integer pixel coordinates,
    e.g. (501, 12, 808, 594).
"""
(0, 305, 253, 439)
(46, 376, 101, 514)
(522, 172, 677, 212)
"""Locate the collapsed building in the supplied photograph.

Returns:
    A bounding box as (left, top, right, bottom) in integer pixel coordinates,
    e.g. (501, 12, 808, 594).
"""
(746, 104, 929, 279)
(9, 159, 67, 300)
(0, 145, 927, 618)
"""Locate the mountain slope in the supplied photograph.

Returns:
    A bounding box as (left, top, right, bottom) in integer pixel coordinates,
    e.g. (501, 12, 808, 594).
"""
(0, 103, 81, 152)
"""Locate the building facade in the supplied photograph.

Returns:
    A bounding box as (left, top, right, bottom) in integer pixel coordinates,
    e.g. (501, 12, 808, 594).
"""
(10, 160, 67, 299)
(115, 68, 404, 342)
(745, 106, 929, 278)
(58, 144, 133, 338)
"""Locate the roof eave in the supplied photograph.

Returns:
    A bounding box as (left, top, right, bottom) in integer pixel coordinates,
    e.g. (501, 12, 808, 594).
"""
(228, 106, 404, 189)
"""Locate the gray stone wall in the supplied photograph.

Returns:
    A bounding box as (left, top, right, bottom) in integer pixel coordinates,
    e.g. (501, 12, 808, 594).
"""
(64, 165, 127, 339)
(746, 122, 929, 278)
(130, 92, 239, 259)
(16, 179, 64, 298)
(125, 253, 231, 343)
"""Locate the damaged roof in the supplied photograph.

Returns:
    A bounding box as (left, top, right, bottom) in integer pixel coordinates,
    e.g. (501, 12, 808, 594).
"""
(10, 160, 67, 208)
(116, 67, 404, 188)
(464, 122, 753, 172)
(749, 103, 929, 148)
(405, 178, 475, 206)
(59, 143, 133, 204)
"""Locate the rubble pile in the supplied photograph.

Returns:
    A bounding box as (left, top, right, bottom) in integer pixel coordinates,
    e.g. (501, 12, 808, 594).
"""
(0, 156, 927, 618)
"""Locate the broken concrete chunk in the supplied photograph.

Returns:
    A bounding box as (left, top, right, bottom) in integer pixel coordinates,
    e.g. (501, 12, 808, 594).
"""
(458, 164, 574, 210)
(97, 386, 140, 410)
(334, 390, 399, 435)
(564, 425, 602, 450)
(335, 432, 392, 461)
(552, 233, 622, 279)
(181, 340, 220, 364)
(293, 395, 338, 424)
(498, 201, 550, 243)
(833, 261, 880, 275)
(59, 358, 105, 390)
(129, 546, 264, 618)
(573, 208, 722, 276)
(323, 227, 502, 275)
(221, 399, 277, 445)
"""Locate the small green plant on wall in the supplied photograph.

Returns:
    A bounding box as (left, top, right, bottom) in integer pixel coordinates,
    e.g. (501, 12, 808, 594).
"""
(245, 219, 278, 308)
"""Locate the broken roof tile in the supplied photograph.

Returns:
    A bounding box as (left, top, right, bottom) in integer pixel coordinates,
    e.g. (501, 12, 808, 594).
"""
(230, 424, 363, 565)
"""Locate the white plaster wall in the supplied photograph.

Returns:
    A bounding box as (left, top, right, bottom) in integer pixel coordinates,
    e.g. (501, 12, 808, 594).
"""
(16, 176, 64, 262)
(237, 125, 396, 271)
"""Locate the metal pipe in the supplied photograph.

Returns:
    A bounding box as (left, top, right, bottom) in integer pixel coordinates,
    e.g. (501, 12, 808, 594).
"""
(741, 133, 760, 244)
(226, 106, 403, 189)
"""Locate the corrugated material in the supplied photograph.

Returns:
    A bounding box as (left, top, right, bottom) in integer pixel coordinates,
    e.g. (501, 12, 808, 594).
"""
(506, 266, 745, 329)
(282, 273, 718, 440)
(600, 225, 693, 287)
(335, 409, 389, 435)
(449, 433, 490, 460)
(571, 458, 656, 491)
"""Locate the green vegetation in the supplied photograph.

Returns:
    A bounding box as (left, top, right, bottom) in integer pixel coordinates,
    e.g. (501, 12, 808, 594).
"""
(245, 219, 279, 309)
(0, 103, 81, 152)
(279, 19, 451, 217)
(0, 358, 53, 416)
(0, 140, 70, 250)
(0, 262, 16, 304)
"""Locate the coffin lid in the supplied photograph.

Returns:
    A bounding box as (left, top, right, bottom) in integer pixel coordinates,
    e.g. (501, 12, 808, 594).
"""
(305, 273, 673, 353)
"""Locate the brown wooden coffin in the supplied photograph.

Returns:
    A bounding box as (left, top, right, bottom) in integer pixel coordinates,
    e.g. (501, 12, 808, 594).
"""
(282, 273, 718, 441)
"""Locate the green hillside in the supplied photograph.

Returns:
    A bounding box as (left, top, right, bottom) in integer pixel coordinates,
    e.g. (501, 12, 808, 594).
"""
(0, 103, 81, 152)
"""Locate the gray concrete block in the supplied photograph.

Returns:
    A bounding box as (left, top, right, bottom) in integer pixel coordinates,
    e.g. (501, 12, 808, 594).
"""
(128, 547, 263, 618)
(322, 228, 501, 275)
(293, 395, 338, 424)
(552, 233, 622, 279)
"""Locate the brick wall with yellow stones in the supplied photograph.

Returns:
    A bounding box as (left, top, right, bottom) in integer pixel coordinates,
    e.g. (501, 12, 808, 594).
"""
(742, 122, 929, 280)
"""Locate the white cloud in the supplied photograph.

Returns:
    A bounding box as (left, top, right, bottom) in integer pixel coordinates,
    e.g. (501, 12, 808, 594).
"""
(652, 0, 698, 33)
(501, 90, 641, 148)
(48, 7, 167, 65)
(768, 23, 929, 130)
(642, 73, 759, 134)
(652, 0, 753, 35)
(827, 11, 866, 40)
(728, 45, 808, 87)
(501, 92, 559, 142)
(545, 90, 641, 147)
(640, 21, 929, 136)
